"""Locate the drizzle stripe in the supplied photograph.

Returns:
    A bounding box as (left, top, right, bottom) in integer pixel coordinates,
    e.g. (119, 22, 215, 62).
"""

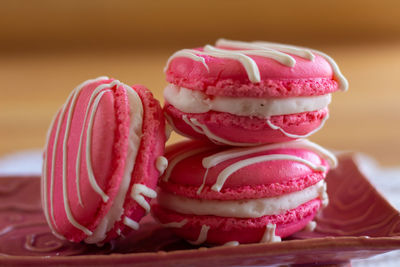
(49, 90, 75, 233)
(266, 113, 330, 139)
(218, 39, 315, 60)
(75, 83, 117, 206)
(131, 184, 157, 213)
(123, 217, 139, 230)
(42, 111, 63, 238)
(162, 146, 211, 182)
(260, 224, 281, 243)
(187, 117, 257, 146)
(188, 225, 210, 245)
(84, 90, 111, 203)
(160, 219, 188, 228)
(212, 154, 326, 192)
(202, 139, 337, 170)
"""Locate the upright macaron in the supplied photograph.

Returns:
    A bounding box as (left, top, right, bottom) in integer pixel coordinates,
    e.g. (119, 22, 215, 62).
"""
(153, 139, 337, 245)
(41, 77, 167, 244)
(163, 39, 348, 145)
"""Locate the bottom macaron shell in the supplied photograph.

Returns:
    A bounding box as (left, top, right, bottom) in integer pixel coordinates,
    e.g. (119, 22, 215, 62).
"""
(153, 198, 322, 245)
(103, 85, 166, 242)
(164, 104, 329, 145)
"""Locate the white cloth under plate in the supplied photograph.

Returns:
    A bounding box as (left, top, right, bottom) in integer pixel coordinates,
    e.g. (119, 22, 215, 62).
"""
(0, 150, 399, 266)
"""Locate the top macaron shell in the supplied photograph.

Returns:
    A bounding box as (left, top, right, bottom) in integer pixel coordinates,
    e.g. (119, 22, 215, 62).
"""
(159, 139, 332, 201)
(42, 78, 165, 243)
(165, 48, 339, 98)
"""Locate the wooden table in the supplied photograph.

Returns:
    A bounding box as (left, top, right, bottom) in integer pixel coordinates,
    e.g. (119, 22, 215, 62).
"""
(1, 42, 399, 166)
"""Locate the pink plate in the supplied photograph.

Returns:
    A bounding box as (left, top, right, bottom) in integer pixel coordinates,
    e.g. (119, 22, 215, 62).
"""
(1, 154, 400, 266)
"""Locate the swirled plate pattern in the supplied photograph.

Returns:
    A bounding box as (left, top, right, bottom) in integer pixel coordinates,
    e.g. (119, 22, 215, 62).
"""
(1, 154, 400, 266)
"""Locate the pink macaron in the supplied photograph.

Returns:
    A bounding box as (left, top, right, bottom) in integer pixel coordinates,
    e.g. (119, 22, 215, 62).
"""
(163, 39, 348, 145)
(152, 139, 337, 245)
(41, 77, 167, 244)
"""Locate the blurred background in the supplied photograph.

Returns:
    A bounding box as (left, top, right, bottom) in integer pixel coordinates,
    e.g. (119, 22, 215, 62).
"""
(0, 0, 399, 165)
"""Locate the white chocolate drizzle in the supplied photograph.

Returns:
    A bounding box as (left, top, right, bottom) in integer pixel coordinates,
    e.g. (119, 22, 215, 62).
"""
(42, 110, 64, 239)
(212, 154, 325, 192)
(188, 225, 210, 245)
(84, 90, 111, 203)
(220, 39, 348, 91)
(196, 168, 209, 195)
(76, 81, 119, 206)
(182, 115, 257, 146)
(130, 184, 157, 213)
(164, 112, 190, 138)
(304, 221, 317, 232)
(318, 181, 329, 207)
(200, 139, 336, 192)
(260, 224, 281, 243)
(202, 139, 337, 169)
(266, 113, 330, 139)
(155, 156, 169, 176)
(160, 219, 188, 228)
(123, 217, 139, 230)
(162, 146, 211, 182)
(223, 241, 240, 247)
(165, 39, 348, 91)
(165, 49, 209, 72)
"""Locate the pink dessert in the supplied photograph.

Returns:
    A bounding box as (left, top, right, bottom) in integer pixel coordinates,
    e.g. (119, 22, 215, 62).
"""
(163, 39, 348, 145)
(41, 77, 167, 244)
(153, 139, 337, 245)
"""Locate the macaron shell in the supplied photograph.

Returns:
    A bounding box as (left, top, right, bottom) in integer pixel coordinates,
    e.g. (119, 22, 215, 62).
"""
(104, 85, 166, 242)
(43, 78, 131, 242)
(42, 79, 165, 244)
(164, 103, 329, 145)
(166, 52, 339, 98)
(153, 198, 322, 244)
(160, 140, 329, 200)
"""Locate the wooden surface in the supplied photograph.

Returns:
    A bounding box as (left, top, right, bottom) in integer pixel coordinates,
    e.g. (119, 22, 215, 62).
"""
(1, 0, 400, 50)
(0, 42, 399, 166)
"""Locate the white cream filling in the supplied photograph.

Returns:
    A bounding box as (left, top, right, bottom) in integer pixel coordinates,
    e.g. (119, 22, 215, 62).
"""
(84, 85, 143, 244)
(164, 84, 331, 118)
(158, 181, 326, 218)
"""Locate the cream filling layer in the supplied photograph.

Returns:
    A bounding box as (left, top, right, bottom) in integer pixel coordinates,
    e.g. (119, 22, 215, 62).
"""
(158, 181, 325, 218)
(85, 85, 143, 244)
(164, 84, 331, 118)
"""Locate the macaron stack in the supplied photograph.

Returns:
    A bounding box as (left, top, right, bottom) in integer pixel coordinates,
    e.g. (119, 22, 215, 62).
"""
(153, 39, 347, 245)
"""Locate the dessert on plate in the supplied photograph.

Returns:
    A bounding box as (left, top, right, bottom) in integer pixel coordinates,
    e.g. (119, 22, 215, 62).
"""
(153, 139, 336, 245)
(163, 39, 348, 145)
(41, 77, 166, 244)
